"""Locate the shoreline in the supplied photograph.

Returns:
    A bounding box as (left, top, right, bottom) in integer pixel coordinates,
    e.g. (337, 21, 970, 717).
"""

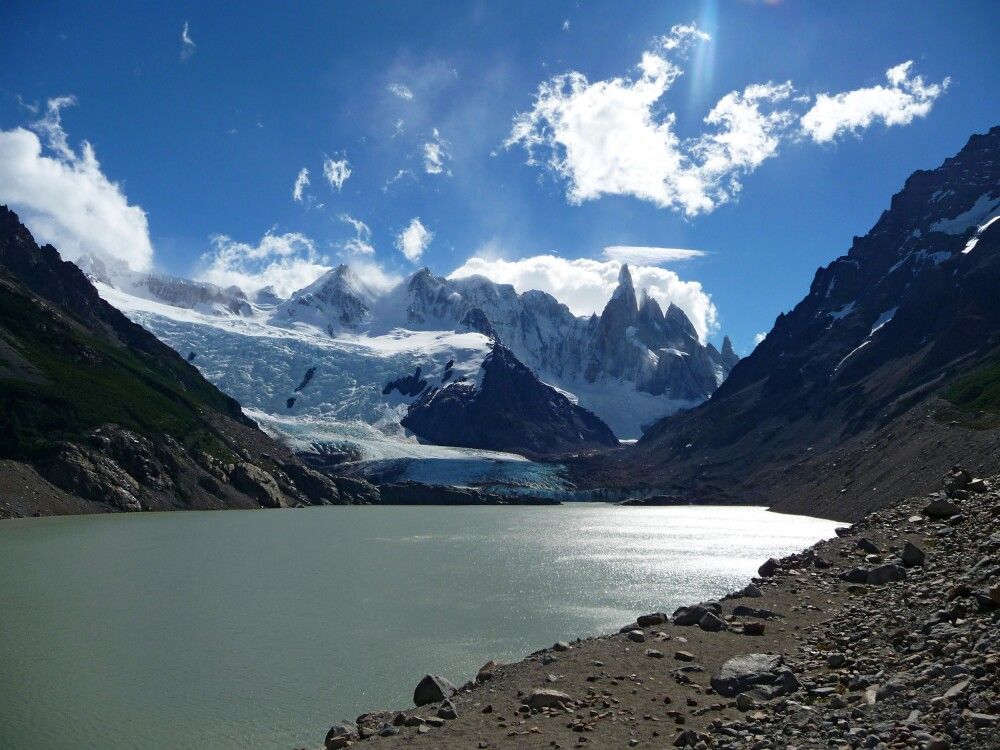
(311, 469, 999, 749)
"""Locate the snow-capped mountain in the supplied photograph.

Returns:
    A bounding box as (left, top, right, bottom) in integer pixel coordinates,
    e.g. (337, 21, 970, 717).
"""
(84, 249, 737, 478)
(77, 253, 252, 316)
(266, 262, 737, 435)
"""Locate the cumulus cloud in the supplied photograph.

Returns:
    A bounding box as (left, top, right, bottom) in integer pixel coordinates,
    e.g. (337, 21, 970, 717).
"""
(323, 156, 352, 191)
(388, 83, 414, 100)
(754, 332, 767, 345)
(800, 61, 949, 143)
(0, 96, 155, 271)
(507, 25, 946, 215)
(196, 230, 328, 298)
(602, 245, 704, 264)
(339, 214, 375, 255)
(422, 129, 450, 175)
(449, 254, 717, 340)
(180, 21, 196, 61)
(395, 217, 433, 262)
(292, 167, 310, 202)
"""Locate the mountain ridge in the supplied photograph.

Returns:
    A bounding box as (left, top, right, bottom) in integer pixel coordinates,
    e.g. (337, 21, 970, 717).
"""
(572, 126, 1000, 520)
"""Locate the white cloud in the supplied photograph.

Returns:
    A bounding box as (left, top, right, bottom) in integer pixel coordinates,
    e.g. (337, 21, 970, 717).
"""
(449, 254, 717, 341)
(196, 230, 328, 298)
(562, 19, 570, 31)
(339, 214, 375, 255)
(801, 61, 949, 143)
(602, 245, 704, 264)
(180, 22, 196, 61)
(322, 156, 352, 191)
(388, 83, 414, 100)
(753, 332, 767, 345)
(422, 129, 450, 175)
(383, 168, 416, 191)
(0, 96, 155, 271)
(292, 167, 310, 202)
(395, 217, 433, 262)
(507, 26, 946, 216)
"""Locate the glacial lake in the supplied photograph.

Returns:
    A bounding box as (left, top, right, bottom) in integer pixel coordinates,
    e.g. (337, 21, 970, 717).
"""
(0, 504, 840, 749)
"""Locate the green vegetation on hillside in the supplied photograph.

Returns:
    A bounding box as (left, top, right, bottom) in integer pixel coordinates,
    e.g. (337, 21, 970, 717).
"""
(944, 358, 1000, 414)
(0, 278, 230, 460)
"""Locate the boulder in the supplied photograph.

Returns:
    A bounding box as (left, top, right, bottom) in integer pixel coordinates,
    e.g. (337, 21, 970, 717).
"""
(526, 689, 573, 709)
(758, 558, 780, 577)
(732, 605, 780, 620)
(711, 654, 797, 698)
(901, 541, 926, 567)
(698, 611, 727, 632)
(413, 674, 456, 707)
(671, 605, 707, 626)
(839, 566, 870, 583)
(230, 462, 284, 508)
(866, 563, 906, 585)
(924, 497, 961, 518)
(627, 629, 646, 642)
(742, 621, 766, 636)
(637, 612, 669, 627)
(324, 722, 356, 750)
(437, 699, 458, 720)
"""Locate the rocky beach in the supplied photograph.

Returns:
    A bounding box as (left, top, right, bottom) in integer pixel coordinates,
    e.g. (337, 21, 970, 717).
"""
(313, 468, 1000, 750)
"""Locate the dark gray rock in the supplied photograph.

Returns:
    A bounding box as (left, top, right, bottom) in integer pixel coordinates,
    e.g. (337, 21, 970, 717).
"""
(710, 653, 788, 697)
(866, 563, 906, 584)
(901, 541, 926, 567)
(413, 674, 456, 707)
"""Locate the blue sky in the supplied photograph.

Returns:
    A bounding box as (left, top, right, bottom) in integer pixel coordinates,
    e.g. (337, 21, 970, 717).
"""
(1, 1, 997, 351)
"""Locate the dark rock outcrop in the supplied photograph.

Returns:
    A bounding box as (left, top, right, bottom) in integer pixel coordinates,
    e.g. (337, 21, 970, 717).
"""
(401, 342, 618, 456)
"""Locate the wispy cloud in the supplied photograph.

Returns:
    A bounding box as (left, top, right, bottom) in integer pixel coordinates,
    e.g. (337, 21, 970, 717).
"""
(322, 156, 351, 191)
(180, 21, 196, 61)
(388, 83, 414, 101)
(292, 167, 310, 202)
(506, 24, 947, 216)
(339, 214, 375, 255)
(395, 217, 433, 262)
(801, 61, 949, 143)
(449, 254, 717, 341)
(602, 246, 705, 264)
(422, 128, 450, 175)
(0, 96, 155, 270)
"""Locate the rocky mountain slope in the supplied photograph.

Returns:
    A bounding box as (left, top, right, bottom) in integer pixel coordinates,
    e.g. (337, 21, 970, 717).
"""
(401, 342, 619, 455)
(576, 126, 1000, 520)
(0, 206, 364, 517)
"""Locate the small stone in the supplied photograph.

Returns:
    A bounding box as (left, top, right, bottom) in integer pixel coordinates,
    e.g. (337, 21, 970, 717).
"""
(674, 650, 696, 662)
(552, 641, 570, 652)
(826, 652, 847, 668)
(857, 537, 880, 554)
(526, 689, 574, 709)
(627, 629, 646, 642)
(742, 621, 766, 636)
(437, 699, 458, 720)
(736, 693, 756, 711)
(645, 649, 665, 659)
